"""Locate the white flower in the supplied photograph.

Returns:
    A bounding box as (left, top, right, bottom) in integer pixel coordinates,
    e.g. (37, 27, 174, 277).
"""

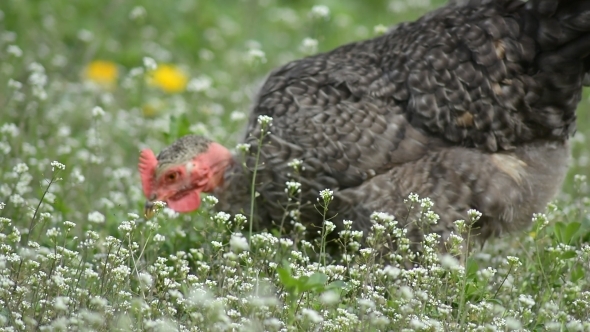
(287, 159, 303, 171)
(388, 1, 408, 13)
(91, 106, 105, 118)
(383, 265, 401, 278)
(9, 194, 24, 206)
(203, 195, 219, 206)
(407, 192, 420, 202)
(230, 111, 246, 121)
(410, 318, 427, 329)
(90, 296, 108, 308)
(46, 228, 60, 238)
(0, 142, 11, 154)
(374, 24, 388, 35)
(187, 75, 212, 92)
(400, 286, 413, 299)
(324, 220, 336, 234)
(143, 56, 157, 70)
(187, 287, 213, 307)
(129, 6, 147, 20)
(138, 272, 153, 289)
(506, 317, 522, 330)
(371, 212, 394, 223)
(264, 318, 283, 329)
(286, 181, 301, 193)
(54, 296, 69, 312)
(153, 234, 166, 242)
(77, 29, 93, 42)
(13, 163, 28, 174)
(213, 211, 231, 224)
(300, 308, 323, 324)
(319, 189, 333, 203)
(300, 37, 318, 54)
(506, 256, 522, 266)
(230, 233, 249, 252)
(7, 45, 23, 57)
(467, 208, 482, 222)
(71, 168, 85, 184)
(112, 265, 131, 280)
(359, 298, 376, 310)
(88, 211, 105, 224)
(257, 115, 273, 127)
(309, 5, 330, 20)
(440, 254, 460, 270)
(162, 207, 179, 219)
(454, 219, 466, 233)
(565, 320, 584, 332)
(359, 248, 374, 257)
(320, 290, 340, 305)
(420, 197, 434, 209)
(518, 294, 535, 308)
(50, 161, 66, 171)
(246, 48, 267, 65)
(236, 143, 251, 154)
(1, 123, 20, 137)
(129, 67, 144, 77)
(8, 79, 22, 90)
(63, 221, 76, 229)
(532, 213, 549, 229)
(234, 214, 247, 225)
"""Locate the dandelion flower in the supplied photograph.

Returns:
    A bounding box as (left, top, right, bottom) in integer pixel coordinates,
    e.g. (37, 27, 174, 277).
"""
(83, 60, 119, 89)
(146, 64, 188, 93)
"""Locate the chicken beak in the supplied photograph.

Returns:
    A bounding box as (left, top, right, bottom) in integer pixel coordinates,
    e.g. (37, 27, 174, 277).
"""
(144, 201, 156, 219)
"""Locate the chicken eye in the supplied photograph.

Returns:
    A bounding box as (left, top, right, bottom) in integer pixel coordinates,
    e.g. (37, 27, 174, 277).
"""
(166, 172, 178, 182)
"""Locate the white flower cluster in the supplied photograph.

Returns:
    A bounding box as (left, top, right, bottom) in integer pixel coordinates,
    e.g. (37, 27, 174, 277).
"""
(309, 5, 330, 20)
(319, 188, 333, 203)
(257, 115, 273, 127)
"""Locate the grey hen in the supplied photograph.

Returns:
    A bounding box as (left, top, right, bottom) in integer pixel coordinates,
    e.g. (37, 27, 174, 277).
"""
(139, 0, 590, 254)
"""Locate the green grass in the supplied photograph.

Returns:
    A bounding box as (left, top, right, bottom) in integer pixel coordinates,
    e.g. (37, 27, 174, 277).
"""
(1, 0, 590, 330)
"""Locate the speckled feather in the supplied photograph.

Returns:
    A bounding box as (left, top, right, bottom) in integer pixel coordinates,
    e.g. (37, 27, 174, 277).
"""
(155, 136, 212, 175)
(208, 0, 589, 248)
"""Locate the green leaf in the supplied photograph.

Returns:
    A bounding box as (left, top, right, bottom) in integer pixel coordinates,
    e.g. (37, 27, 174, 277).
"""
(326, 280, 347, 290)
(487, 298, 503, 307)
(299, 273, 328, 292)
(176, 113, 192, 138)
(295, 276, 309, 289)
(561, 251, 577, 260)
(277, 266, 298, 289)
(167, 113, 192, 143)
(564, 222, 581, 244)
(553, 222, 566, 244)
(571, 265, 585, 282)
(465, 258, 479, 278)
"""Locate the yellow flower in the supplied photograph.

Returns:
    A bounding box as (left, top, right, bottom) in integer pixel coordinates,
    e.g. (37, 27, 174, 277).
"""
(147, 64, 188, 93)
(83, 60, 118, 88)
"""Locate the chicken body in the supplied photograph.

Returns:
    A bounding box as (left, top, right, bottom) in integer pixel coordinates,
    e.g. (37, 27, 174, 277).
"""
(144, 0, 590, 250)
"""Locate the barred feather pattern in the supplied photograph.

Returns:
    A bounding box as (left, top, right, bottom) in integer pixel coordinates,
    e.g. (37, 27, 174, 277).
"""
(211, 0, 589, 247)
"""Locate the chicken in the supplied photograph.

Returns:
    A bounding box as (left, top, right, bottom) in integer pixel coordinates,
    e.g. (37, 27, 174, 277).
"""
(139, 0, 590, 253)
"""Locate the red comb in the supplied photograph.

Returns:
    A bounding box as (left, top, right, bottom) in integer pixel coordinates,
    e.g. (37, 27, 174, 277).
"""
(138, 149, 158, 198)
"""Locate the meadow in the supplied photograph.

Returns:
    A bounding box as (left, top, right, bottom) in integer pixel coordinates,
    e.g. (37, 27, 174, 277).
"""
(1, 0, 590, 330)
